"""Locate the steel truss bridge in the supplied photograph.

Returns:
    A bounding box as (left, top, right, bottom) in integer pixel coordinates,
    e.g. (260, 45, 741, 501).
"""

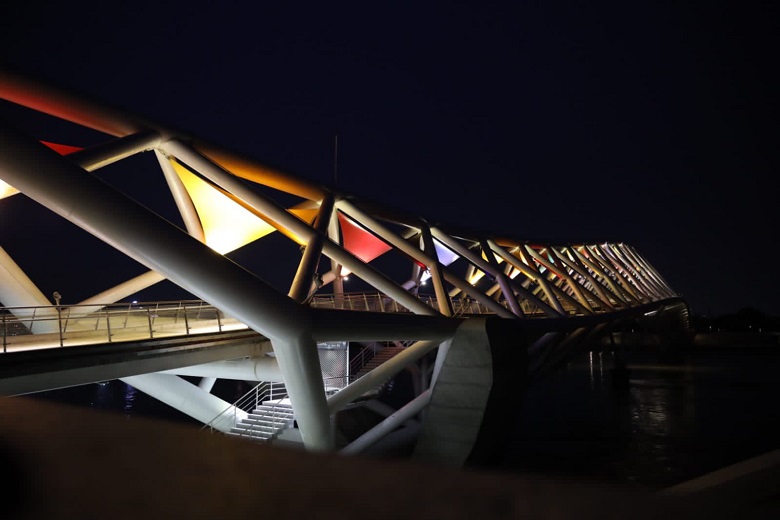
(0, 70, 689, 464)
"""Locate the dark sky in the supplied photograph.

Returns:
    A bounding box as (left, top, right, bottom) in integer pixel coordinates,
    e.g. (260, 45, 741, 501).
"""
(1, 1, 777, 316)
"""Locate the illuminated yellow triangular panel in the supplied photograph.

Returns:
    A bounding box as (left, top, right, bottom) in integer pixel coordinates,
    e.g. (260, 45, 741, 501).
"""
(0, 180, 18, 200)
(171, 161, 276, 254)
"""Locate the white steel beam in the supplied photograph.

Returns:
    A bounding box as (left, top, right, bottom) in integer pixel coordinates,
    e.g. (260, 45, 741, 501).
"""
(521, 245, 594, 313)
(486, 241, 564, 317)
(327, 340, 439, 414)
(549, 247, 614, 311)
(159, 357, 283, 382)
(156, 151, 205, 241)
(420, 225, 453, 316)
(340, 389, 432, 455)
(584, 245, 642, 302)
(289, 194, 334, 303)
(479, 239, 523, 316)
(429, 229, 525, 319)
(572, 246, 635, 305)
(120, 373, 245, 433)
(0, 246, 58, 333)
(71, 131, 162, 172)
(0, 124, 335, 451)
(162, 140, 436, 317)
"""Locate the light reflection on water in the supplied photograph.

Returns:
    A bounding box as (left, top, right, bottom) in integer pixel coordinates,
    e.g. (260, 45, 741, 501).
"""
(502, 348, 780, 490)
(123, 383, 136, 414)
(26, 344, 780, 490)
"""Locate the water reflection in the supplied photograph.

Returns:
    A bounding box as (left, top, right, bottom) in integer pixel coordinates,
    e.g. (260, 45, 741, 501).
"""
(123, 383, 137, 414)
(503, 348, 780, 490)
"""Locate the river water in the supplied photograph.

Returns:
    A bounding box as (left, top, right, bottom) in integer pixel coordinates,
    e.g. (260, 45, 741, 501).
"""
(500, 346, 780, 489)
(27, 343, 780, 490)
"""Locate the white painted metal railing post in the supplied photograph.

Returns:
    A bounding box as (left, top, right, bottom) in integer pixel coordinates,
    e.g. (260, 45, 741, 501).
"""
(104, 308, 112, 343)
(183, 304, 190, 334)
(146, 308, 153, 339)
(56, 307, 63, 347)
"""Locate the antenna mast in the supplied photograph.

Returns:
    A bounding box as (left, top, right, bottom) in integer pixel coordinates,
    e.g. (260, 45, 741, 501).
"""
(333, 134, 338, 187)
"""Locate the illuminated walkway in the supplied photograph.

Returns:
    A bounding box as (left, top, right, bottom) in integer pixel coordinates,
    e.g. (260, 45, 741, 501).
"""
(0, 70, 690, 461)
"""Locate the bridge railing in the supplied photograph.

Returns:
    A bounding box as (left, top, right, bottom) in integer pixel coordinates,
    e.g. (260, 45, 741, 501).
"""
(202, 381, 288, 436)
(1, 300, 248, 352)
(1, 292, 544, 353)
(308, 291, 545, 316)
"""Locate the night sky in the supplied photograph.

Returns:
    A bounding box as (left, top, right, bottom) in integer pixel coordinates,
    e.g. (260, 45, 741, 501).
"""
(1, 2, 777, 317)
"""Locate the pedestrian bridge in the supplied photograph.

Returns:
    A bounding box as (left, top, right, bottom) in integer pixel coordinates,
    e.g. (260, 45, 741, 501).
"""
(0, 70, 690, 464)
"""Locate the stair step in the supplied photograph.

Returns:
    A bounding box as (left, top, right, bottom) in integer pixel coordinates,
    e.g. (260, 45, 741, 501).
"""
(242, 420, 292, 430)
(226, 431, 276, 441)
(251, 409, 294, 417)
(242, 417, 288, 427)
(245, 413, 292, 421)
(228, 431, 274, 441)
(258, 404, 293, 411)
(231, 424, 277, 433)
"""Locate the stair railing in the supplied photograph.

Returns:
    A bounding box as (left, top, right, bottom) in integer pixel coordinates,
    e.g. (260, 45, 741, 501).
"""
(201, 381, 289, 435)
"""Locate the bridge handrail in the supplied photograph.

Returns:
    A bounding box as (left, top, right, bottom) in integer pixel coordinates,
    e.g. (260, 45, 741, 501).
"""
(1, 300, 247, 352)
(202, 381, 288, 436)
(309, 291, 546, 317)
(1, 292, 544, 354)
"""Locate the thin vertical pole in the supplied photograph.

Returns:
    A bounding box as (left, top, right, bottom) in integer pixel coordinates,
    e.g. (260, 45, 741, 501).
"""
(333, 134, 338, 187)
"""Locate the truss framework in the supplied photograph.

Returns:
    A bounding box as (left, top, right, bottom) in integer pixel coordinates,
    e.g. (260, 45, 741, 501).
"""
(0, 70, 681, 452)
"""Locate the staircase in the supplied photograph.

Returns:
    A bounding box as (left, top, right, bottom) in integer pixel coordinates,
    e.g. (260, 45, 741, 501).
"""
(226, 400, 295, 444)
(350, 345, 407, 398)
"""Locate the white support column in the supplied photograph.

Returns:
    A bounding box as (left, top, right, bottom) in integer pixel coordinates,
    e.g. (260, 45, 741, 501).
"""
(549, 247, 614, 311)
(198, 377, 217, 393)
(420, 225, 453, 316)
(486, 241, 564, 317)
(429, 338, 453, 389)
(624, 245, 676, 296)
(155, 150, 205, 241)
(607, 244, 661, 299)
(562, 245, 624, 308)
(586, 245, 641, 302)
(71, 131, 162, 172)
(521, 245, 594, 313)
(0, 123, 339, 451)
(120, 373, 246, 432)
(159, 357, 283, 382)
(289, 194, 334, 303)
(76, 270, 166, 309)
(572, 246, 635, 305)
(334, 202, 506, 316)
(430, 228, 532, 319)
(327, 210, 344, 296)
(0, 246, 51, 308)
(0, 246, 57, 332)
(479, 239, 523, 316)
(271, 335, 333, 451)
(340, 389, 431, 455)
(596, 244, 647, 302)
(162, 140, 435, 316)
(617, 244, 670, 298)
(327, 340, 440, 414)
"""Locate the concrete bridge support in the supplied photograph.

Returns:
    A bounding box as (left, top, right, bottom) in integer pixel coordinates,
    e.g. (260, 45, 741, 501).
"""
(412, 317, 527, 467)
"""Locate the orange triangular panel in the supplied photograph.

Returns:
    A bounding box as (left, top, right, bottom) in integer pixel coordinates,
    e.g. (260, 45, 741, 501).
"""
(289, 207, 319, 225)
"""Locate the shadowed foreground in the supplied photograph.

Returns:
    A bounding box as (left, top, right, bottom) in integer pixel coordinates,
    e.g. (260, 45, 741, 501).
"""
(1, 398, 766, 519)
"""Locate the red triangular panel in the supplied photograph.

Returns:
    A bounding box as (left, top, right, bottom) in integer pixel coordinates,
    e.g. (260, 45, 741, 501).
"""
(40, 141, 84, 155)
(338, 212, 392, 264)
